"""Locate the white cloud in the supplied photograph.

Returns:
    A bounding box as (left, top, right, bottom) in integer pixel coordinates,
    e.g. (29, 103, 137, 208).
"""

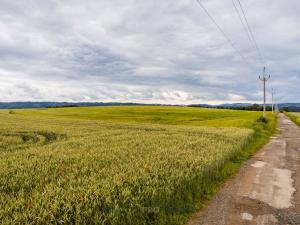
(0, 0, 299, 104)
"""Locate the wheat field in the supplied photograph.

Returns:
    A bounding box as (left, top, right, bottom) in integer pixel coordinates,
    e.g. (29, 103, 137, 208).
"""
(0, 107, 276, 224)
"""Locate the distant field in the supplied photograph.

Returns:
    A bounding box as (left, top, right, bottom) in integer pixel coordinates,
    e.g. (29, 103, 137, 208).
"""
(0, 106, 276, 224)
(17, 106, 264, 128)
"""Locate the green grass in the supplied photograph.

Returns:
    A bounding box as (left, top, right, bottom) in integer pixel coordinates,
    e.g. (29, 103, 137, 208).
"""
(0, 106, 277, 224)
(286, 112, 300, 126)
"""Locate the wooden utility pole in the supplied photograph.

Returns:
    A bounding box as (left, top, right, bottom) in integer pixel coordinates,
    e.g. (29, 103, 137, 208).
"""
(272, 88, 274, 114)
(274, 97, 278, 112)
(259, 67, 270, 119)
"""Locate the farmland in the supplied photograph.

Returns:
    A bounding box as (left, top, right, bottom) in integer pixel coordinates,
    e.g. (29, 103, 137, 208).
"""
(0, 106, 276, 224)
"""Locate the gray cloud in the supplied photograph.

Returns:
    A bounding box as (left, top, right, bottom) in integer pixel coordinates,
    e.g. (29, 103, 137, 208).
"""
(0, 0, 299, 104)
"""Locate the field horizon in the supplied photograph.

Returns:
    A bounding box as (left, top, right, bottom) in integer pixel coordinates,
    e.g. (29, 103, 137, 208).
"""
(1, 102, 300, 112)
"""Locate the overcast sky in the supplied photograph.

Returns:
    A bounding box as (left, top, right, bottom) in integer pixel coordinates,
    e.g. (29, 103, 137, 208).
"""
(0, 0, 299, 104)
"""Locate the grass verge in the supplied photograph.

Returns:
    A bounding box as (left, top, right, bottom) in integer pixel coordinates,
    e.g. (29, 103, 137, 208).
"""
(285, 112, 300, 126)
(175, 114, 278, 225)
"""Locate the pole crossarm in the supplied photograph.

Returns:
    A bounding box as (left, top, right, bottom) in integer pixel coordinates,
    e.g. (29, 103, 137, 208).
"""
(259, 67, 270, 81)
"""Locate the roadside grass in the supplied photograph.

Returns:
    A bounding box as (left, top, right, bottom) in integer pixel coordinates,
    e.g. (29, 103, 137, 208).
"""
(0, 106, 277, 225)
(285, 112, 300, 126)
(184, 112, 278, 222)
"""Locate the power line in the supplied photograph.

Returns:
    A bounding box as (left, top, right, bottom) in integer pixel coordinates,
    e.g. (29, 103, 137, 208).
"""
(231, 0, 256, 54)
(195, 0, 254, 70)
(235, 0, 271, 116)
(232, 0, 263, 67)
(235, 0, 265, 66)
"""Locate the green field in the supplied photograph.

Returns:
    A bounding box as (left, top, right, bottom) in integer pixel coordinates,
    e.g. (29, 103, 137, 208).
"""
(16, 106, 266, 128)
(0, 106, 276, 224)
(287, 112, 300, 126)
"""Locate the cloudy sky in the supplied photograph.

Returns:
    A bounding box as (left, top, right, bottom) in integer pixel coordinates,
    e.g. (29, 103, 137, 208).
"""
(0, 0, 299, 104)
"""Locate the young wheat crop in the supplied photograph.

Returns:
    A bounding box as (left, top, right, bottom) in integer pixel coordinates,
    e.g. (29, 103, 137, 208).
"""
(0, 107, 275, 224)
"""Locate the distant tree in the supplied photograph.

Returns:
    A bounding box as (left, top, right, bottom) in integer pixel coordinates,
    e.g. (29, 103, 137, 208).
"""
(252, 104, 260, 111)
(266, 106, 272, 111)
(282, 107, 289, 112)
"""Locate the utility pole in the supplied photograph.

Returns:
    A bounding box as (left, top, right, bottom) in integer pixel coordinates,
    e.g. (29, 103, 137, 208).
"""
(271, 88, 274, 114)
(259, 67, 270, 119)
(274, 97, 278, 112)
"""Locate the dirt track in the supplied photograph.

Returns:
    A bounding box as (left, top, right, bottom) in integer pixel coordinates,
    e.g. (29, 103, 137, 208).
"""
(187, 114, 300, 225)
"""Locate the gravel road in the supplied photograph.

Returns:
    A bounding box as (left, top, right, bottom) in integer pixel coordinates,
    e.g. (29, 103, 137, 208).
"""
(187, 114, 300, 225)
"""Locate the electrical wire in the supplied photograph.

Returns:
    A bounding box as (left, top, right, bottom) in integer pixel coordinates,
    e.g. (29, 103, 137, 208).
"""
(232, 0, 254, 50)
(235, 0, 265, 66)
(195, 0, 255, 70)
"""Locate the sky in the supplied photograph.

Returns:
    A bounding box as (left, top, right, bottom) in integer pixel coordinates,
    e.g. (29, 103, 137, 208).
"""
(0, 0, 299, 104)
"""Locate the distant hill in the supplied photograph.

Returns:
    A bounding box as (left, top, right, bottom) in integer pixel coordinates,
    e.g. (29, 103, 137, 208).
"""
(189, 103, 300, 112)
(189, 103, 252, 108)
(277, 103, 300, 112)
(0, 102, 300, 112)
(221, 103, 300, 111)
(0, 102, 144, 109)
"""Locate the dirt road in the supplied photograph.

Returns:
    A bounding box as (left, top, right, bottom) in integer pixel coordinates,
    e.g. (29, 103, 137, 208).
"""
(187, 114, 300, 225)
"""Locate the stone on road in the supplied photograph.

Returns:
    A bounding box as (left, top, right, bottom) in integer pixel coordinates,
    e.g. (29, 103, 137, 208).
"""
(187, 114, 300, 225)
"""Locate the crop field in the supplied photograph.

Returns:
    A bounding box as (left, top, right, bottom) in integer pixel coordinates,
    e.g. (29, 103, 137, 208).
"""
(0, 106, 276, 224)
